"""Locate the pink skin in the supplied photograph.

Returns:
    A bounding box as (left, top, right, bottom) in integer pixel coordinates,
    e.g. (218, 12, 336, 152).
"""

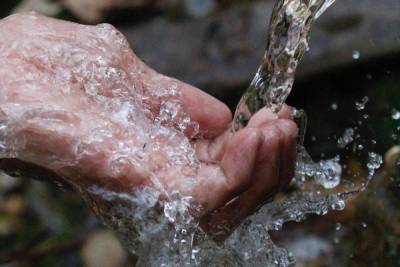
(0, 13, 298, 238)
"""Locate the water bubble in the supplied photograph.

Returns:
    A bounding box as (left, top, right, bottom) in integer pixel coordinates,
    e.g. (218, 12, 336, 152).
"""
(271, 219, 284, 231)
(164, 202, 178, 223)
(315, 158, 342, 189)
(337, 128, 355, 148)
(367, 152, 383, 179)
(317, 207, 329, 215)
(355, 96, 369, 110)
(335, 222, 342, 231)
(361, 222, 368, 228)
(352, 50, 360, 60)
(391, 108, 400, 120)
(331, 102, 338, 110)
(331, 198, 345, 211)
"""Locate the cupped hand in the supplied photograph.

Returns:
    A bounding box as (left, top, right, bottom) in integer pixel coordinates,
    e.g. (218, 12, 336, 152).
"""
(0, 13, 298, 238)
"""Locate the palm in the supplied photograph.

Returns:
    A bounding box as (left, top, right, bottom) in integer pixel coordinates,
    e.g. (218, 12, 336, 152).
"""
(0, 13, 298, 237)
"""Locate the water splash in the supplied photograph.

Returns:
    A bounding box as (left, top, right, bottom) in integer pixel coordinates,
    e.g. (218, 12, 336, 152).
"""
(352, 50, 361, 60)
(337, 128, 355, 149)
(366, 152, 383, 180)
(83, 0, 370, 265)
(232, 0, 337, 131)
(85, 0, 376, 266)
(0, 6, 384, 267)
(392, 108, 400, 120)
(355, 96, 369, 110)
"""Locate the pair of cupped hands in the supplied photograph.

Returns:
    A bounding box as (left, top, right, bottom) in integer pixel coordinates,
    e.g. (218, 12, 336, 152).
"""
(0, 13, 298, 237)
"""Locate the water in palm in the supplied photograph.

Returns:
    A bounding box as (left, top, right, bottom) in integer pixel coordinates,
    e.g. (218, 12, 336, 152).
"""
(87, 0, 383, 266)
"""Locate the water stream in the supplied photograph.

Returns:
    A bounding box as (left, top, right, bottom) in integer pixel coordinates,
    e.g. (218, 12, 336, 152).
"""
(83, 1, 381, 266)
(0, 2, 384, 266)
(232, 0, 335, 131)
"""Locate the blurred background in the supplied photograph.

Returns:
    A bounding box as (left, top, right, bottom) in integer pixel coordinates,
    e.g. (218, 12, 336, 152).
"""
(0, 0, 399, 266)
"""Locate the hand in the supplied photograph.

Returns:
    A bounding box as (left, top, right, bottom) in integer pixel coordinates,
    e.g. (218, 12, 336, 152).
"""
(0, 13, 298, 238)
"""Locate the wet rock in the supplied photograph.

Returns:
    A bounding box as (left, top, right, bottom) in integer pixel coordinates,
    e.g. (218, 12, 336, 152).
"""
(119, 0, 400, 97)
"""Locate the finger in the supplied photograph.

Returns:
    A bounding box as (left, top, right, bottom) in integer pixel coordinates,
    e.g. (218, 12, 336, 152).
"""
(277, 104, 293, 120)
(238, 119, 297, 209)
(201, 124, 282, 238)
(143, 75, 232, 139)
(201, 120, 298, 239)
(246, 104, 294, 129)
(275, 119, 298, 190)
(193, 128, 262, 214)
(247, 108, 278, 128)
(179, 80, 232, 138)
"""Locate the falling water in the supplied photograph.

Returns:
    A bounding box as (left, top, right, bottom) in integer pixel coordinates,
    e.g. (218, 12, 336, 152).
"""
(232, 0, 336, 131)
(84, 0, 384, 266)
(75, 0, 384, 266)
(0, 2, 382, 267)
(76, 1, 381, 266)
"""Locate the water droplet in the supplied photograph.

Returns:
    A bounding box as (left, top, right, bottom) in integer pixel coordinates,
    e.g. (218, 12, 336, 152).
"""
(361, 222, 367, 228)
(335, 222, 342, 231)
(315, 158, 342, 189)
(367, 152, 383, 179)
(355, 96, 369, 110)
(337, 128, 355, 148)
(331, 198, 345, 210)
(352, 50, 360, 60)
(391, 108, 400, 120)
(331, 102, 338, 110)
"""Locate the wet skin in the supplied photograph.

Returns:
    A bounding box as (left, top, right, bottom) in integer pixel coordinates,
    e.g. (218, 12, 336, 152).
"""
(0, 13, 298, 238)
